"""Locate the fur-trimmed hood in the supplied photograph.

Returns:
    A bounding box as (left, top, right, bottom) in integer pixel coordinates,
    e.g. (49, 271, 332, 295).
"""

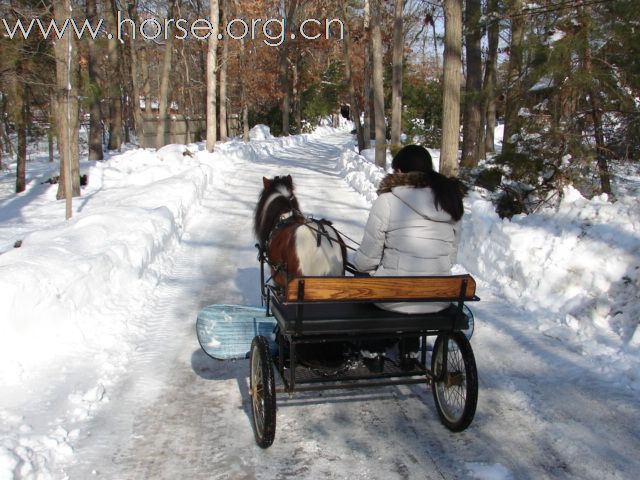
(377, 172, 453, 223)
(376, 172, 430, 195)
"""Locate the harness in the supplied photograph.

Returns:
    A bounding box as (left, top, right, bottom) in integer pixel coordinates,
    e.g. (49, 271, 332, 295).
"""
(260, 211, 346, 279)
(257, 191, 361, 286)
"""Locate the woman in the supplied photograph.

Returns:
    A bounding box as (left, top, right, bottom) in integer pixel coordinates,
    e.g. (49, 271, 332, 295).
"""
(352, 145, 465, 368)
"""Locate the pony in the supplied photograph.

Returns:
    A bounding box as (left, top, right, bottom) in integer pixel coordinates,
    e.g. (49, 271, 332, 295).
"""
(254, 175, 346, 288)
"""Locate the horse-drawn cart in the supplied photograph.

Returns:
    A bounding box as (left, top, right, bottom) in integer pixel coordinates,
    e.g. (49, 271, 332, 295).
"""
(195, 175, 480, 448)
(249, 259, 480, 448)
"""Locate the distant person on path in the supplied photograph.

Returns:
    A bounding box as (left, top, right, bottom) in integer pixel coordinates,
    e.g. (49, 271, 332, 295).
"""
(352, 145, 466, 369)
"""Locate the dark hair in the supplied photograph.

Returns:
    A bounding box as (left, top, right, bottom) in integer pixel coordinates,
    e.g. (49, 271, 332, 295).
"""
(392, 145, 465, 221)
(392, 145, 434, 173)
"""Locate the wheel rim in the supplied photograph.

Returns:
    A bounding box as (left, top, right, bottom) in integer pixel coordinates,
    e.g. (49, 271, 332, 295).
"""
(251, 346, 265, 436)
(434, 339, 467, 423)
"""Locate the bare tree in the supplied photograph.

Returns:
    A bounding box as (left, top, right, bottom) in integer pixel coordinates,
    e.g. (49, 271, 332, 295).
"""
(107, 0, 123, 151)
(371, 0, 386, 168)
(279, 0, 298, 136)
(341, 0, 365, 151)
(429, 8, 440, 71)
(502, 0, 524, 154)
(156, 0, 177, 148)
(362, 0, 372, 149)
(206, 0, 220, 151)
(141, 45, 152, 116)
(292, 59, 302, 133)
(390, 0, 404, 150)
(440, 0, 463, 177)
(53, 0, 80, 218)
(0, 104, 4, 170)
(14, 68, 27, 193)
(123, 1, 146, 148)
(10, 27, 28, 193)
(483, 0, 499, 154)
(580, 3, 611, 194)
(219, 0, 228, 141)
(232, 0, 249, 142)
(86, 0, 103, 160)
(461, 0, 483, 168)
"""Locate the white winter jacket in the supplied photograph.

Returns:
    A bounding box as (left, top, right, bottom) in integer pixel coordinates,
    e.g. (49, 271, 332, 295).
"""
(352, 173, 462, 314)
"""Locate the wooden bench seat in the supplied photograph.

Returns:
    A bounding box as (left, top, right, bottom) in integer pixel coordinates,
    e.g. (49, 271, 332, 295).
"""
(269, 274, 479, 336)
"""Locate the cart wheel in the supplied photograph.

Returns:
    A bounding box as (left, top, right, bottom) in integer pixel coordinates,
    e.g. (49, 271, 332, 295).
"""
(431, 332, 478, 432)
(249, 335, 276, 448)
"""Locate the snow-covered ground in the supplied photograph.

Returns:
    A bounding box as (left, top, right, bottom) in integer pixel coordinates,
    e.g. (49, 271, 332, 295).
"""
(0, 125, 638, 479)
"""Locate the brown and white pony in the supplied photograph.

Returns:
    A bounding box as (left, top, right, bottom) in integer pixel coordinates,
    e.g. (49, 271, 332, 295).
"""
(254, 175, 346, 288)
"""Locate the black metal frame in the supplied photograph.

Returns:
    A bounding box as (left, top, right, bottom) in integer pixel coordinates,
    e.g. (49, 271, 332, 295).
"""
(258, 251, 479, 396)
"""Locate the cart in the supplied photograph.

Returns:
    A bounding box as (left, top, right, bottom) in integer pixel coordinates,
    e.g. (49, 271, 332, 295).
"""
(248, 257, 480, 448)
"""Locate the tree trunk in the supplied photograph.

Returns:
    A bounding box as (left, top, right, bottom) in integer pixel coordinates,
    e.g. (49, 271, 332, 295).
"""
(440, 0, 463, 177)
(279, 53, 290, 135)
(107, 0, 123, 151)
(124, 1, 146, 148)
(292, 60, 302, 133)
(53, 0, 80, 217)
(15, 79, 27, 193)
(179, 42, 193, 116)
(279, 1, 298, 136)
(390, 0, 404, 149)
(0, 95, 5, 169)
(232, 0, 249, 142)
(371, 0, 386, 168)
(141, 45, 152, 115)
(0, 113, 4, 170)
(242, 102, 249, 142)
(156, 0, 176, 149)
(362, 0, 372, 147)
(502, 0, 524, 154)
(581, 4, 611, 195)
(219, 0, 228, 141)
(461, 0, 483, 168)
(1, 94, 11, 154)
(341, 0, 365, 152)
(431, 10, 440, 71)
(48, 125, 55, 163)
(86, 0, 103, 160)
(483, 0, 499, 154)
(206, 0, 220, 151)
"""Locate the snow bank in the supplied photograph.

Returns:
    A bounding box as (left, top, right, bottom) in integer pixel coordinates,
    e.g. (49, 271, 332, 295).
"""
(0, 144, 215, 385)
(336, 147, 386, 202)
(248, 124, 274, 141)
(459, 185, 640, 386)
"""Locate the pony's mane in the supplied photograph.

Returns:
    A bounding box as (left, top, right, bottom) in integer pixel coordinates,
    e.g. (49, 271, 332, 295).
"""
(254, 176, 301, 248)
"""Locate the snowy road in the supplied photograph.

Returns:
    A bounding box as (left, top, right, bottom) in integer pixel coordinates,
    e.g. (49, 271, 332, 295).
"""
(60, 132, 639, 479)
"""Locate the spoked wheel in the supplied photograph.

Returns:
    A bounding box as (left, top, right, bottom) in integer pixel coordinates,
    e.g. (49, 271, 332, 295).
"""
(431, 331, 478, 432)
(249, 335, 277, 448)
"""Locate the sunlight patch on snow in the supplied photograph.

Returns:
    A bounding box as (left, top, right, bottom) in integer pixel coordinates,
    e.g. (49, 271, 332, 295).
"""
(466, 462, 515, 480)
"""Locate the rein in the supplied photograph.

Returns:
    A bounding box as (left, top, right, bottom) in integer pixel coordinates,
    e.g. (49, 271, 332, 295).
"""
(298, 216, 360, 252)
